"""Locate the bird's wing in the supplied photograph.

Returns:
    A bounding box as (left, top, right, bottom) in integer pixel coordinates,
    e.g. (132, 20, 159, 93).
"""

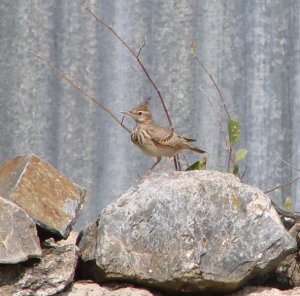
(150, 125, 185, 147)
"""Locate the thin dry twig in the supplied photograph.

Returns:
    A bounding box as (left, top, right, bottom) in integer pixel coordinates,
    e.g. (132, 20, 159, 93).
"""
(194, 55, 230, 119)
(227, 146, 233, 173)
(241, 164, 248, 180)
(83, 3, 181, 170)
(192, 50, 237, 174)
(198, 85, 229, 150)
(279, 157, 300, 172)
(32, 50, 131, 133)
(195, 58, 233, 171)
(137, 36, 147, 59)
(83, 4, 173, 129)
(264, 176, 300, 194)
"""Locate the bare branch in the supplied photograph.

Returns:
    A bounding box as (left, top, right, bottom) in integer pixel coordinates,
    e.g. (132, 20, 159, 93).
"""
(193, 55, 230, 119)
(32, 50, 131, 133)
(83, 4, 180, 170)
(279, 157, 300, 172)
(191, 46, 245, 178)
(264, 176, 300, 194)
(83, 4, 174, 128)
(198, 85, 229, 150)
(137, 36, 147, 59)
(227, 147, 233, 172)
(192, 50, 236, 173)
(175, 154, 181, 171)
(241, 164, 248, 180)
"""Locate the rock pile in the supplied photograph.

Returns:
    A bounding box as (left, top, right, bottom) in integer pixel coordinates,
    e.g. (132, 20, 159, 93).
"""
(0, 154, 85, 295)
(0, 154, 298, 296)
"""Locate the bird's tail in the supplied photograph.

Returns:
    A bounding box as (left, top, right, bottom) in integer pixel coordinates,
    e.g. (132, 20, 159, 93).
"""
(184, 137, 197, 142)
(189, 146, 206, 154)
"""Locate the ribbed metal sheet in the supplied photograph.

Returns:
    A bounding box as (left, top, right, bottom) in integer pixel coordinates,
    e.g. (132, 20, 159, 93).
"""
(0, 0, 299, 229)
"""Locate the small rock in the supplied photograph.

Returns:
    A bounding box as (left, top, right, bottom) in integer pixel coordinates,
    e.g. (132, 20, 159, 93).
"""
(0, 195, 41, 264)
(275, 252, 300, 287)
(79, 171, 296, 294)
(0, 244, 79, 296)
(275, 222, 300, 287)
(58, 282, 161, 296)
(43, 231, 79, 248)
(0, 154, 86, 238)
(230, 286, 300, 295)
(79, 222, 98, 262)
(58, 231, 79, 246)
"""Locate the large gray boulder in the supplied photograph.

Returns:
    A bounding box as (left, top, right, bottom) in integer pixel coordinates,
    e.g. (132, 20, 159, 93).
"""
(0, 195, 41, 264)
(79, 171, 296, 294)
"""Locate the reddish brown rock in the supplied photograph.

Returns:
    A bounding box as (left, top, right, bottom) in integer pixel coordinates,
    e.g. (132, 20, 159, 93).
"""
(0, 195, 41, 264)
(0, 154, 86, 238)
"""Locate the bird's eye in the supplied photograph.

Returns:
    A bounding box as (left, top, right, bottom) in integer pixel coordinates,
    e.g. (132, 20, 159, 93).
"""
(137, 111, 143, 116)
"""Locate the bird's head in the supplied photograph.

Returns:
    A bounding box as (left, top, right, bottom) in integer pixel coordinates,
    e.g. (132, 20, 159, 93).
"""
(121, 98, 153, 124)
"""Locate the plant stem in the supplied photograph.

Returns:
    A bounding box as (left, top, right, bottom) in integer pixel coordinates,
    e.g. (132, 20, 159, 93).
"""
(264, 176, 300, 194)
(194, 55, 230, 119)
(279, 157, 300, 171)
(193, 54, 236, 172)
(83, 4, 180, 169)
(83, 5, 173, 129)
(32, 51, 130, 133)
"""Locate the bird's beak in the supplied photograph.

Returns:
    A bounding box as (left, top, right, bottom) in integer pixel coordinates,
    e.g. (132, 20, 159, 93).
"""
(121, 111, 133, 118)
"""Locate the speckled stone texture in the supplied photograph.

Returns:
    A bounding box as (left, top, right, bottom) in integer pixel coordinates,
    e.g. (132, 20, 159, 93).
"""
(230, 286, 300, 296)
(0, 154, 86, 238)
(0, 1, 300, 231)
(58, 282, 162, 296)
(0, 244, 79, 296)
(79, 170, 296, 294)
(0, 195, 41, 264)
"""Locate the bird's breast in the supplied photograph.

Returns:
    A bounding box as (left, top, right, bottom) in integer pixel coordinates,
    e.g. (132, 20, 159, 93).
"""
(131, 126, 152, 149)
(131, 127, 140, 145)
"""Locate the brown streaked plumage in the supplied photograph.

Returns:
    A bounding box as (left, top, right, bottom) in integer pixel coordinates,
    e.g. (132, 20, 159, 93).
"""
(122, 98, 206, 170)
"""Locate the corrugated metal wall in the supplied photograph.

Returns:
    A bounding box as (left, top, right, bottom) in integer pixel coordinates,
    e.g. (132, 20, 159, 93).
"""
(0, 0, 299, 229)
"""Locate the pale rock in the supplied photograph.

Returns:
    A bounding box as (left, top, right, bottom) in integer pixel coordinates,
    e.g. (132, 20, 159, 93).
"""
(0, 244, 78, 296)
(58, 282, 161, 296)
(0, 195, 41, 264)
(230, 286, 300, 295)
(79, 171, 296, 294)
(275, 222, 300, 286)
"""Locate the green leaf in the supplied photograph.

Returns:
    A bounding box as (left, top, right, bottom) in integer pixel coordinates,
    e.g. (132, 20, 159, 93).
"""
(186, 161, 200, 171)
(283, 196, 293, 211)
(228, 118, 241, 145)
(198, 157, 207, 170)
(229, 163, 239, 175)
(235, 148, 248, 162)
(186, 157, 207, 171)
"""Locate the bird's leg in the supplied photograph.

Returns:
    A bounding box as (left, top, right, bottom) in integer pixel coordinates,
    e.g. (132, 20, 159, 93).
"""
(149, 156, 162, 171)
(160, 156, 176, 171)
(142, 157, 161, 178)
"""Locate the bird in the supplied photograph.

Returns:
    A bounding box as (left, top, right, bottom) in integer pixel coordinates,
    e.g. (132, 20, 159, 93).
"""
(121, 98, 206, 171)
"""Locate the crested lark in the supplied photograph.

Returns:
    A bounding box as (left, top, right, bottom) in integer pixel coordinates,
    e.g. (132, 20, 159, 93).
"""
(122, 98, 206, 170)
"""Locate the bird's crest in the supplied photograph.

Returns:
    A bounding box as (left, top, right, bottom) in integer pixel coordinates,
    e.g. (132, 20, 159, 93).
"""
(134, 98, 151, 112)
